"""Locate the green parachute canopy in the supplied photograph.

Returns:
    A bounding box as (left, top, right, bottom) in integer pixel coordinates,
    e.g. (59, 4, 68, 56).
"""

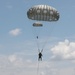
(27, 5, 60, 21)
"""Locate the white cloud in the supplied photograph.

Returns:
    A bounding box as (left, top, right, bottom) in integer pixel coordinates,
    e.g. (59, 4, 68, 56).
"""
(0, 53, 75, 75)
(6, 5, 13, 9)
(6, 2, 13, 9)
(8, 54, 24, 67)
(9, 28, 22, 36)
(8, 55, 17, 63)
(51, 39, 75, 60)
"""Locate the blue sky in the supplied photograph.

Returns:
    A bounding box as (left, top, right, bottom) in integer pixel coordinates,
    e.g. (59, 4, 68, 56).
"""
(0, 0, 75, 75)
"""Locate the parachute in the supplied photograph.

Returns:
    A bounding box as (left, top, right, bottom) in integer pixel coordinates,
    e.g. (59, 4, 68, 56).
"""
(27, 4, 60, 50)
(27, 5, 60, 75)
(33, 22, 43, 27)
(27, 5, 59, 21)
(27, 4, 60, 59)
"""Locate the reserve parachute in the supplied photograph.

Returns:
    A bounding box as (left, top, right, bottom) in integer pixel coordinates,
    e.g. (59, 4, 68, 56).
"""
(33, 22, 43, 27)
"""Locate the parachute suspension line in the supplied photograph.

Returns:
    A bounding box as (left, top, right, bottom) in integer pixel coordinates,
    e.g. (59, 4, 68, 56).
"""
(37, 60, 43, 75)
(37, 61, 40, 75)
(36, 36, 40, 50)
(41, 36, 50, 50)
(32, 23, 43, 50)
(40, 49, 43, 53)
(31, 24, 40, 50)
(41, 24, 56, 50)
